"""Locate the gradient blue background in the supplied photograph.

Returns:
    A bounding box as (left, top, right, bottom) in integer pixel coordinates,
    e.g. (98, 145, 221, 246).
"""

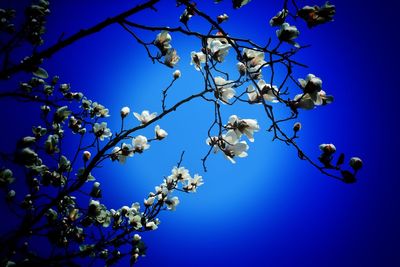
(2, 0, 400, 266)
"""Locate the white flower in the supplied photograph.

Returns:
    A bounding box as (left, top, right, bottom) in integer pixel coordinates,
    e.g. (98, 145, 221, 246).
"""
(208, 130, 249, 163)
(154, 31, 172, 54)
(155, 125, 168, 140)
(171, 166, 190, 181)
(132, 135, 150, 153)
(276, 22, 300, 47)
(183, 174, 204, 192)
(190, 51, 206, 71)
(243, 48, 267, 68)
(120, 106, 130, 118)
(93, 122, 112, 141)
(173, 69, 181, 79)
(247, 79, 279, 103)
(207, 38, 231, 62)
(146, 221, 158, 230)
(242, 48, 267, 79)
(120, 143, 134, 163)
(294, 90, 333, 110)
(133, 110, 157, 124)
(164, 49, 180, 67)
(214, 76, 236, 104)
(144, 196, 156, 207)
(227, 115, 260, 142)
(221, 130, 249, 163)
(270, 9, 288, 26)
(165, 196, 180, 211)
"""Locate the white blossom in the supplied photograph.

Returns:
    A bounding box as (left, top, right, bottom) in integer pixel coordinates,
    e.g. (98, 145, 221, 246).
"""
(276, 22, 300, 47)
(146, 221, 158, 230)
(227, 115, 260, 142)
(183, 174, 204, 192)
(164, 49, 180, 67)
(208, 130, 249, 163)
(214, 76, 236, 104)
(190, 51, 206, 71)
(132, 135, 150, 153)
(155, 125, 168, 140)
(207, 38, 231, 62)
(93, 122, 112, 141)
(154, 31, 172, 54)
(144, 196, 156, 207)
(165, 196, 180, 211)
(171, 166, 190, 181)
(133, 110, 157, 124)
(247, 79, 279, 103)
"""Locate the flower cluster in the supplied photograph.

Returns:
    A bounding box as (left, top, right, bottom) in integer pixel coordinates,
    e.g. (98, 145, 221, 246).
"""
(239, 48, 267, 79)
(207, 116, 260, 163)
(154, 31, 180, 67)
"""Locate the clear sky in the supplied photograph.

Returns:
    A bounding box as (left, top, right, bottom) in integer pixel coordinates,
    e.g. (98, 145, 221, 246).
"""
(1, 0, 400, 266)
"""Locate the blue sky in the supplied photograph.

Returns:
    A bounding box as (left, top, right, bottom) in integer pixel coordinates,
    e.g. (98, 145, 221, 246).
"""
(2, 0, 400, 266)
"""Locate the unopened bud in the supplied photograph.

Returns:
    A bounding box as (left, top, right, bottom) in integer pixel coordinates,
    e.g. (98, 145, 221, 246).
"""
(349, 157, 363, 171)
(319, 143, 336, 155)
(236, 62, 246, 76)
(120, 106, 130, 118)
(173, 69, 181, 79)
(293, 122, 302, 132)
(83, 151, 91, 162)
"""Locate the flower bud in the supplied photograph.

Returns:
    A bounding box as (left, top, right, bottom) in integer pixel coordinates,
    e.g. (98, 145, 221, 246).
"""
(237, 62, 246, 76)
(83, 151, 91, 162)
(120, 106, 130, 118)
(133, 234, 141, 241)
(173, 69, 181, 79)
(319, 143, 336, 155)
(349, 157, 363, 171)
(293, 122, 302, 132)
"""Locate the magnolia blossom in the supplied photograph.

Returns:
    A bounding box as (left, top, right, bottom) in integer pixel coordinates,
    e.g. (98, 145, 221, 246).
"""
(183, 174, 204, 192)
(144, 196, 156, 207)
(91, 102, 109, 118)
(247, 79, 279, 103)
(93, 122, 112, 141)
(207, 38, 231, 62)
(154, 31, 172, 54)
(276, 23, 300, 47)
(155, 125, 168, 140)
(120, 106, 130, 118)
(164, 49, 180, 67)
(270, 9, 288, 26)
(237, 62, 246, 76)
(208, 130, 249, 163)
(294, 90, 333, 110)
(242, 48, 267, 79)
(297, 2, 336, 28)
(146, 221, 158, 230)
(227, 115, 260, 142)
(165, 196, 179, 211)
(133, 110, 157, 124)
(214, 76, 236, 104)
(190, 51, 207, 71)
(132, 135, 150, 153)
(171, 166, 190, 181)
